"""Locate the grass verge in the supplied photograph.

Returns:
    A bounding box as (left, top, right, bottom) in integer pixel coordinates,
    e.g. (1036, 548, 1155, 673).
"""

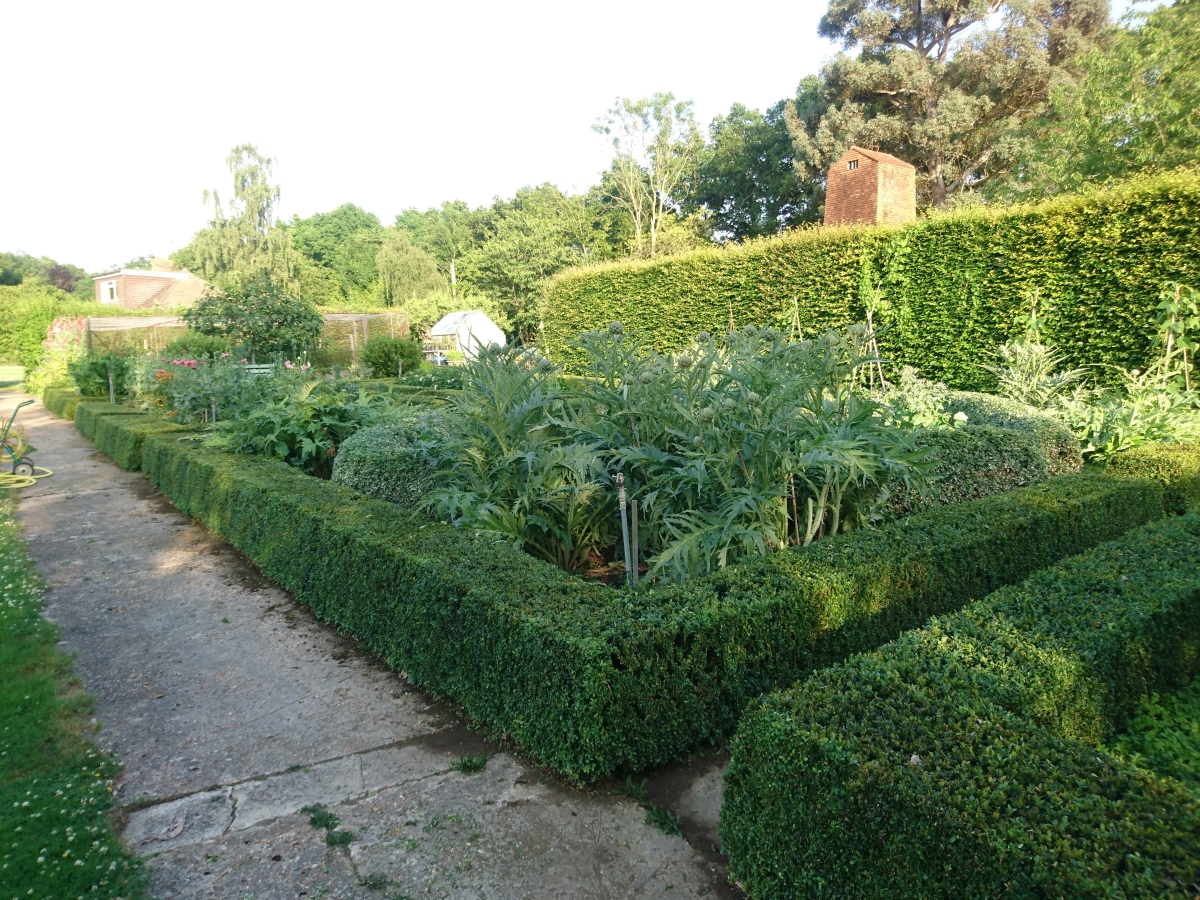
(0, 498, 143, 900)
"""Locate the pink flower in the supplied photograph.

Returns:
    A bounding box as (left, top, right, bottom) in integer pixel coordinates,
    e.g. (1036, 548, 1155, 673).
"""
(241, 358, 248, 364)
(221, 352, 230, 358)
(284, 360, 294, 369)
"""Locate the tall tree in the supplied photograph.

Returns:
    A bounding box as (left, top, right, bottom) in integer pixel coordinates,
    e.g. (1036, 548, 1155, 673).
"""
(175, 145, 299, 286)
(996, 0, 1200, 199)
(393, 201, 484, 303)
(684, 91, 822, 240)
(290, 203, 383, 301)
(788, 0, 1107, 207)
(375, 229, 445, 307)
(594, 93, 703, 257)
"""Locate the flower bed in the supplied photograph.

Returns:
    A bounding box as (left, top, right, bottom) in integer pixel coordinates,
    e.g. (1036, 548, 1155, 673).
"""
(721, 510, 1200, 900)
(127, 412, 1164, 782)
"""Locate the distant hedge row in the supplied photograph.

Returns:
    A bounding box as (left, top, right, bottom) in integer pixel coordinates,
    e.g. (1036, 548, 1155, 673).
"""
(722, 510, 1200, 899)
(541, 170, 1200, 389)
(99, 417, 1162, 782)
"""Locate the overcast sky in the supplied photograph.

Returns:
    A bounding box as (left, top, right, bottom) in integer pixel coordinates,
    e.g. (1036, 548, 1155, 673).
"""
(2, 0, 1139, 273)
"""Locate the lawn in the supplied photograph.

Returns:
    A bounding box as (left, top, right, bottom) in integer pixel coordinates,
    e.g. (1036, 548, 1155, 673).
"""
(0, 497, 143, 900)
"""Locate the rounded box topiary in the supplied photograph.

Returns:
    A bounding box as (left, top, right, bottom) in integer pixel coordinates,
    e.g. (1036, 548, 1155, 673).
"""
(330, 414, 445, 509)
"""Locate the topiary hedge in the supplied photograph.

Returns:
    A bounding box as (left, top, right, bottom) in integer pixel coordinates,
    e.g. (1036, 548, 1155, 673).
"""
(1104, 441, 1200, 514)
(541, 170, 1200, 389)
(722, 512, 1200, 900)
(330, 416, 444, 509)
(92, 414, 194, 472)
(71, 401, 143, 440)
(943, 390, 1082, 476)
(884, 424, 1050, 516)
(41, 386, 80, 420)
(130, 414, 1163, 782)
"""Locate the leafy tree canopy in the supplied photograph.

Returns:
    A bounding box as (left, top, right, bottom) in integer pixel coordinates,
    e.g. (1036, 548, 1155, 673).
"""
(0, 252, 91, 295)
(788, 0, 1108, 207)
(684, 86, 823, 240)
(289, 203, 383, 302)
(183, 275, 323, 362)
(994, 0, 1200, 200)
(174, 145, 300, 289)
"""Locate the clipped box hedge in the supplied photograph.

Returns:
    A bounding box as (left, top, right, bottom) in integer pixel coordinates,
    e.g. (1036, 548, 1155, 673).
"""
(541, 170, 1200, 389)
(72, 401, 143, 440)
(92, 414, 194, 472)
(129, 410, 1163, 782)
(41, 386, 81, 420)
(943, 390, 1082, 476)
(1105, 441, 1200, 514)
(722, 512, 1200, 900)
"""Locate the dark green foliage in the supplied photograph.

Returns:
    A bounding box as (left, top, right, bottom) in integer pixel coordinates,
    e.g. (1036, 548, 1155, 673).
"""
(162, 332, 231, 359)
(209, 380, 385, 478)
(330, 417, 443, 508)
(0, 501, 145, 899)
(644, 804, 683, 836)
(325, 829, 354, 847)
(41, 386, 80, 419)
(133, 411, 1161, 781)
(68, 352, 130, 398)
(1104, 442, 1200, 514)
(72, 401, 143, 440)
(943, 390, 1083, 476)
(183, 276, 324, 361)
(92, 415, 194, 471)
(453, 754, 488, 774)
(722, 513, 1200, 900)
(541, 171, 1200, 388)
(1113, 680, 1200, 793)
(290, 203, 383, 301)
(885, 424, 1050, 516)
(360, 336, 424, 379)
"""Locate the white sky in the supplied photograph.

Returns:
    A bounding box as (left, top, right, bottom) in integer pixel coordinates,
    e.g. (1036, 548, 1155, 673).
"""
(2, 0, 1138, 273)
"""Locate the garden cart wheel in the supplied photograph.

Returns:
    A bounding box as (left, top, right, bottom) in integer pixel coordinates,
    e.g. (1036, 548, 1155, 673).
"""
(13, 460, 34, 478)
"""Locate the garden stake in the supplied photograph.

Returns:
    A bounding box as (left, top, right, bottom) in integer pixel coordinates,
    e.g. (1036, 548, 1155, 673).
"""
(617, 474, 632, 586)
(108, 371, 115, 404)
(630, 499, 639, 587)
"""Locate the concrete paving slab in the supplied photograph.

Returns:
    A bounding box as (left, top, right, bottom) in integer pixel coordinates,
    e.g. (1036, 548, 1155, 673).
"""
(2, 392, 736, 898)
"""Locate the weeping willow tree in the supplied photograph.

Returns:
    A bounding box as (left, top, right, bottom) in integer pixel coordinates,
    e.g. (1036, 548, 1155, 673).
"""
(176, 144, 300, 289)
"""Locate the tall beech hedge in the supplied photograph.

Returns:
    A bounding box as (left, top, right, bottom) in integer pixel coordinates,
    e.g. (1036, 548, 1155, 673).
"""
(128, 418, 1162, 782)
(541, 170, 1200, 389)
(722, 512, 1200, 900)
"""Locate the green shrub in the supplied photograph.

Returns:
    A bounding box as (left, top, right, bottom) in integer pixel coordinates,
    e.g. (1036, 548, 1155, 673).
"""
(360, 336, 424, 379)
(133, 409, 1162, 782)
(41, 386, 80, 419)
(943, 390, 1082, 475)
(722, 512, 1200, 900)
(67, 352, 130, 398)
(93, 415, 194, 471)
(1113, 679, 1200, 793)
(541, 170, 1200, 389)
(885, 424, 1050, 515)
(330, 415, 444, 508)
(73, 401, 143, 440)
(1104, 441, 1200, 514)
(162, 332, 231, 359)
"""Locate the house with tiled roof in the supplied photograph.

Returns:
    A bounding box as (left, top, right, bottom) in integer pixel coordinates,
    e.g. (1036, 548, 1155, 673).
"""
(92, 258, 208, 310)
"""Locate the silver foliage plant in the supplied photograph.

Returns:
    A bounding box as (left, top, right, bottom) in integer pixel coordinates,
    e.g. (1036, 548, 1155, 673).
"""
(433, 322, 929, 584)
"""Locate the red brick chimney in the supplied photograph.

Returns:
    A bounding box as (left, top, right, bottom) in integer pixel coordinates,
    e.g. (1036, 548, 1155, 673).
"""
(824, 146, 916, 227)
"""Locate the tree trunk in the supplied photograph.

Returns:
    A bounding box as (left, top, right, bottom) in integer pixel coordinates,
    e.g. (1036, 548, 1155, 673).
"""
(449, 257, 457, 303)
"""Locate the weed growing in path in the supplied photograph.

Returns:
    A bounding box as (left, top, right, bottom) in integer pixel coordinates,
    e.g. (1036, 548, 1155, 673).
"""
(617, 776, 684, 836)
(299, 803, 355, 846)
(453, 753, 488, 774)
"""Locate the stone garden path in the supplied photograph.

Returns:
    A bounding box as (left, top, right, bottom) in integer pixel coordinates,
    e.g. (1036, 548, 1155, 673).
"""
(2, 392, 733, 900)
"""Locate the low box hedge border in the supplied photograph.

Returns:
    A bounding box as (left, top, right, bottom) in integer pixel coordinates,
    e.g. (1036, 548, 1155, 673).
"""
(41, 386, 81, 420)
(72, 401, 144, 440)
(92, 414, 195, 472)
(126, 411, 1165, 782)
(1105, 442, 1200, 514)
(722, 512, 1200, 900)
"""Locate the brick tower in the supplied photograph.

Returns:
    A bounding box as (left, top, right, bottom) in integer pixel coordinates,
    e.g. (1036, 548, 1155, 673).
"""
(823, 146, 916, 227)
